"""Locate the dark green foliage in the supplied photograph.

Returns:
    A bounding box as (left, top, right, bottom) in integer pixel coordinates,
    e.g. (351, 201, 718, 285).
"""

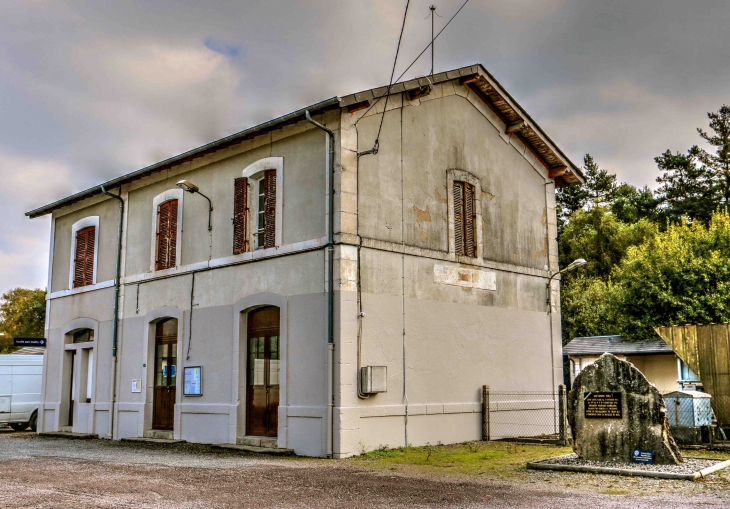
(654, 146, 719, 225)
(697, 105, 730, 205)
(556, 154, 618, 231)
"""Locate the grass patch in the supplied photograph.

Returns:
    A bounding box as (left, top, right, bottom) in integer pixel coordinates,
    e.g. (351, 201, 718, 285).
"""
(347, 441, 571, 478)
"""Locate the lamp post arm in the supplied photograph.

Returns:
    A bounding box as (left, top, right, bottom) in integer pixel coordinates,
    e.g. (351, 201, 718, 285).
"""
(196, 191, 213, 231)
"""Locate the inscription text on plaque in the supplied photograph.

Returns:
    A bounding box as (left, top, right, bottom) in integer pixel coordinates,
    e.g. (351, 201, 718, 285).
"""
(584, 392, 622, 419)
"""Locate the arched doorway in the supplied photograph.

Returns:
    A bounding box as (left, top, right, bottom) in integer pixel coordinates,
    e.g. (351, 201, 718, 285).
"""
(152, 318, 177, 430)
(246, 306, 280, 437)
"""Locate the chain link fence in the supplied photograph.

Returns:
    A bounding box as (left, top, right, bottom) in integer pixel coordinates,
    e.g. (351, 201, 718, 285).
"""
(478, 386, 730, 446)
(481, 386, 568, 444)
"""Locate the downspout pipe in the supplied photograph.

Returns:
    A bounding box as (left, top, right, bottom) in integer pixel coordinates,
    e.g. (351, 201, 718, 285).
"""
(305, 110, 336, 458)
(101, 185, 124, 440)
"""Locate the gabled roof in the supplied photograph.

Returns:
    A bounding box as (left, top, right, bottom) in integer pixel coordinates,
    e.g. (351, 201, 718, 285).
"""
(26, 64, 582, 218)
(564, 335, 675, 356)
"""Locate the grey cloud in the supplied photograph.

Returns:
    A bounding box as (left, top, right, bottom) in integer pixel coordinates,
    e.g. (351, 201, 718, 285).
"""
(0, 0, 727, 295)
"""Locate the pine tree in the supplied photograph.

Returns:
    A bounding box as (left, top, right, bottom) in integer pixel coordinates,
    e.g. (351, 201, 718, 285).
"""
(654, 146, 718, 224)
(697, 105, 730, 206)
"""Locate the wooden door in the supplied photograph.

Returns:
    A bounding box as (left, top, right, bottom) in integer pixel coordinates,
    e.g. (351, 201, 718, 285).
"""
(246, 307, 280, 437)
(153, 318, 177, 430)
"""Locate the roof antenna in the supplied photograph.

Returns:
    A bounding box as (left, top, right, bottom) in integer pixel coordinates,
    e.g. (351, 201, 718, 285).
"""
(429, 5, 436, 78)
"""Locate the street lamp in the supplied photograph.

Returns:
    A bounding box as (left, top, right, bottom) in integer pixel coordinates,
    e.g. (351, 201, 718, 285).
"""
(546, 258, 587, 420)
(176, 180, 213, 231)
(546, 258, 586, 315)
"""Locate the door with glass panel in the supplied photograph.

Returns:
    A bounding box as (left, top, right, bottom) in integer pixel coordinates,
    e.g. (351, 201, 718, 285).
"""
(246, 306, 280, 437)
(153, 318, 177, 430)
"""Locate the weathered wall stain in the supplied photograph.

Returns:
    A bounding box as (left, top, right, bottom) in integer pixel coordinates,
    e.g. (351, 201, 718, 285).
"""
(413, 205, 432, 223)
(434, 187, 447, 204)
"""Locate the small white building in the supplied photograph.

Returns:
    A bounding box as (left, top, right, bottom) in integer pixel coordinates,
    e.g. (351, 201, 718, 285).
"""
(26, 64, 583, 457)
(564, 335, 701, 393)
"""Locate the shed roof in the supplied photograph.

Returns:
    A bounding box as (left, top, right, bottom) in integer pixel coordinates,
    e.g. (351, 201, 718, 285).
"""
(26, 64, 582, 219)
(563, 335, 675, 356)
(10, 347, 45, 355)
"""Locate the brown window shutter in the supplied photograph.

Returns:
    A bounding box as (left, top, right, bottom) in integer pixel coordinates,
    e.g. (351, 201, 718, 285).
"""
(263, 170, 276, 249)
(464, 183, 476, 258)
(453, 181, 464, 256)
(233, 177, 249, 254)
(156, 199, 178, 270)
(73, 226, 95, 288)
(169, 200, 178, 267)
(84, 227, 96, 284)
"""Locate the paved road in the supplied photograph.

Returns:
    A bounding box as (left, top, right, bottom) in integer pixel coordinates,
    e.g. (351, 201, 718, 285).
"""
(0, 432, 727, 508)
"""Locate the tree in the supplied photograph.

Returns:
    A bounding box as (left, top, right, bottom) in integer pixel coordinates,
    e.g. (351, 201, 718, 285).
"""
(697, 105, 730, 206)
(604, 211, 730, 340)
(560, 276, 619, 344)
(610, 183, 659, 225)
(556, 154, 617, 230)
(559, 207, 657, 280)
(0, 288, 46, 353)
(654, 146, 718, 225)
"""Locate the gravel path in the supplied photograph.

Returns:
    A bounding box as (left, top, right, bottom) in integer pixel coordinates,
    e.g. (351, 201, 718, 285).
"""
(1, 432, 729, 508)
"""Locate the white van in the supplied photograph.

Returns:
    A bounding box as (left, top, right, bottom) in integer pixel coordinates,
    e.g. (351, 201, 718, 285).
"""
(0, 354, 43, 431)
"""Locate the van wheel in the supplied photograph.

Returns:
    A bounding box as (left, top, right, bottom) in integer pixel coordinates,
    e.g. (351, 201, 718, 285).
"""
(9, 422, 29, 431)
(29, 411, 38, 432)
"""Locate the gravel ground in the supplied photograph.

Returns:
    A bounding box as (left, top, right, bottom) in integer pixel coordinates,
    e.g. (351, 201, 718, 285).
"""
(538, 453, 722, 473)
(1, 432, 729, 508)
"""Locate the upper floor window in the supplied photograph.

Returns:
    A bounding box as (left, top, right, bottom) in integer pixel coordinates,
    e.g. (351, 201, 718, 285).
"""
(70, 216, 99, 289)
(156, 199, 178, 270)
(234, 157, 283, 254)
(150, 189, 184, 272)
(255, 170, 277, 249)
(453, 181, 476, 257)
(447, 169, 483, 260)
(73, 226, 96, 288)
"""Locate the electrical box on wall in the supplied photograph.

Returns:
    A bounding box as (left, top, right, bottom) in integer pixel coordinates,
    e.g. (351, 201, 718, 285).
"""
(361, 366, 387, 394)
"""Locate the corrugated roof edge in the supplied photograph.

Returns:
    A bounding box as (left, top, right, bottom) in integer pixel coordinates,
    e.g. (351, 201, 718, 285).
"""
(26, 96, 341, 218)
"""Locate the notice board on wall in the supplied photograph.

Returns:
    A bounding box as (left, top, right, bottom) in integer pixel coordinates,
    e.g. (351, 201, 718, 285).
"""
(183, 366, 202, 396)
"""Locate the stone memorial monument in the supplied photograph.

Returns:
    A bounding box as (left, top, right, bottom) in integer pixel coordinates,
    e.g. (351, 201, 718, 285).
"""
(568, 353, 682, 465)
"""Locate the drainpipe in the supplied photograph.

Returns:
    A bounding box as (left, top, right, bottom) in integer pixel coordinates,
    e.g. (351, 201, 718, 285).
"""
(305, 110, 335, 458)
(101, 185, 124, 440)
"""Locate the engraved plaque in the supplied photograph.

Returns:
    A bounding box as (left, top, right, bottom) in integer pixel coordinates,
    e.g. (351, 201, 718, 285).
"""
(584, 392, 622, 418)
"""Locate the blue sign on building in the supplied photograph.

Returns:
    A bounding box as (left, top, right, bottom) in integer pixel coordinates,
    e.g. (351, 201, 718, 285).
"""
(13, 337, 46, 347)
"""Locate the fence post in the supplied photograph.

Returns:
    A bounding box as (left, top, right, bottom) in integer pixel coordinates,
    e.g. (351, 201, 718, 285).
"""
(482, 385, 490, 441)
(558, 384, 567, 446)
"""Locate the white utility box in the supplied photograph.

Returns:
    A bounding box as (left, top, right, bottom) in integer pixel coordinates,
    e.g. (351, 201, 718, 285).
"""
(665, 390, 713, 427)
(360, 366, 387, 394)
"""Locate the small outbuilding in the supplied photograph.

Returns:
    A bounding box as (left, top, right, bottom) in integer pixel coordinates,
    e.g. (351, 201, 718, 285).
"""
(564, 335, 700, 393)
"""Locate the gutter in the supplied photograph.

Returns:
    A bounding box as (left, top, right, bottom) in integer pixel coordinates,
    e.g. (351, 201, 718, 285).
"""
(100, 185, 124, 440)
(305, 110, 336, 459)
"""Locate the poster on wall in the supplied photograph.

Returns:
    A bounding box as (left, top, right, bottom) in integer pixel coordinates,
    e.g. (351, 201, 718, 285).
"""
(183, 366, 202, 396)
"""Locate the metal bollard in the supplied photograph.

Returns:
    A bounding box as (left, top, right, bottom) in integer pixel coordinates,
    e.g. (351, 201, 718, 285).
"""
(482, 385, 490, 441)
(558, 384, 567, 446)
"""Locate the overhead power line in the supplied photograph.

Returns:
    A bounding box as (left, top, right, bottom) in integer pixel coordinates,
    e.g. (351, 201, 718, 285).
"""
(356, 0, 471, 131)
(372, 0, 411, 155)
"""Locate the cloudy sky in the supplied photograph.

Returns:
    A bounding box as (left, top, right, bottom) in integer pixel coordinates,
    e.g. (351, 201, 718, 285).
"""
(1, 0, 727, 295)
